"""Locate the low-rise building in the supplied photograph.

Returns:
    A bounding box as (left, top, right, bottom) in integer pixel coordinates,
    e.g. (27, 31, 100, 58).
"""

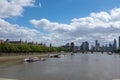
(0, 39, 3, 44)
(5, 39, 24, 44)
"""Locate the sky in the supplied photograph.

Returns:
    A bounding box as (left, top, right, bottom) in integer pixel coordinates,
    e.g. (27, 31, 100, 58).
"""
(0, 0, 120, 46)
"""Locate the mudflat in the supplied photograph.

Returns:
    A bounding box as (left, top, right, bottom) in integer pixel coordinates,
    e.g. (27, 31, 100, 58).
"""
(0, 53, 49, 65)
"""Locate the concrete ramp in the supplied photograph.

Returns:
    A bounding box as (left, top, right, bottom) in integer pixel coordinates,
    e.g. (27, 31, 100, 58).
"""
(0, 78, 17, 80)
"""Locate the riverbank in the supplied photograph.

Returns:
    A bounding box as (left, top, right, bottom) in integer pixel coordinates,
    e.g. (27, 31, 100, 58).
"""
(0, 53, 50, 66)
(0, 52, 70, 67)
(0, 53, 69, 64)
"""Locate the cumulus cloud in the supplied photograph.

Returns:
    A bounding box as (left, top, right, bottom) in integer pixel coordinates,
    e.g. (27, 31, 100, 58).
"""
(0, 0, 35, 18)
(30, 18, 74, 32)
(0, 0, 120, 46)
(0, 0, 45, 43)
(111, 8, 120, 21)
(0, 18, 43, 42)
(30, 8, 120, 46)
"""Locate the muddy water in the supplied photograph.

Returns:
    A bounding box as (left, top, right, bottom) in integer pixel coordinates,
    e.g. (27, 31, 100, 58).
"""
(0, 53, 120, 80)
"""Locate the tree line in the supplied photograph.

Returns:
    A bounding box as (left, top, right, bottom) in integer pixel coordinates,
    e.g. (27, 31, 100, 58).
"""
(0, 43, 70, 56)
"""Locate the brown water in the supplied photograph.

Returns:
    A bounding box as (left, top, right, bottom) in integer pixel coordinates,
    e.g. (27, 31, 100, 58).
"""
(0, 52, 120, 80)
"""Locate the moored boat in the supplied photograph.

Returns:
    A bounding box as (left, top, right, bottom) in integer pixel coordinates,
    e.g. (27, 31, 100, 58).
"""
(107, 52, 113, 55)
(24, 57, 34, 62)
(49, 54, 65, 58)
(40, 58, 46, 61)
(24, 57, 39, 62)
(24, 56, 46, 62)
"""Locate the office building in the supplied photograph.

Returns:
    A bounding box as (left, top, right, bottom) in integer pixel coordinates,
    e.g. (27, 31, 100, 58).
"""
(113, 39, 117, 50)
(70, 42, 75, 52)
(0, 39, 3, 44)
(95, 40, 100, 51)
(119, 36, 120, 48)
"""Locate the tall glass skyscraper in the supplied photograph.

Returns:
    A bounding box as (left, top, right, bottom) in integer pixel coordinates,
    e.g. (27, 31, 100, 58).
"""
(113, 39, 117, 50)
(95, 40, 100, 51)
(119, 36, 120, 48)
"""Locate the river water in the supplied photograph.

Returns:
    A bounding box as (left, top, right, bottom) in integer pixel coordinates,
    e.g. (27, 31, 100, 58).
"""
(0, 52, 120, 80)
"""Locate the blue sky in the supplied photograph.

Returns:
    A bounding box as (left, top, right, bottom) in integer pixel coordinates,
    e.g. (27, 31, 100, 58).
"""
(6, 0, 120, 24)
(0, 0, 120, 46)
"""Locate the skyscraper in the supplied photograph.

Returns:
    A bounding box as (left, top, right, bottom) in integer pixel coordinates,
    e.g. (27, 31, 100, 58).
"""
(85, 41, 89, 51)
(70, 42, 74, 52)
(80, 41, 89, 52)
(95, 40, 98, 47)
(66, 43, 70, 48)
(50, 43, 52, 48)
(95, 40, 100, 51)
(119, 36, 120, 48)
(113, 39, 117, 50)
(109, 43, 113, 51)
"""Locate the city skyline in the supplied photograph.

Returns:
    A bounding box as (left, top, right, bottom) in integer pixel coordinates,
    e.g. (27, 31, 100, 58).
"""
(0, 0, 120, 46)
(60, 36, 120, 53)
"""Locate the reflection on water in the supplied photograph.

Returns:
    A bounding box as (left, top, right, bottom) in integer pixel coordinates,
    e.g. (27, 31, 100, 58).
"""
(0, 52, 120, 80)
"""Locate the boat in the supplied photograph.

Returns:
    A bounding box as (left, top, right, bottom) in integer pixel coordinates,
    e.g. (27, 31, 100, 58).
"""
(24, 56, 47, 62)
(49, 54, 65, 58)
(24, 57, 34, 62)
(49, 54, 55, 58)
(58, 54, 65, 58)
(52, 54, 60, 58)
(107, 52, 113, 55)
(33, 57, 39, 61)
(24, 57, 39, 62)
(40, 58, 46, 61)
(71, 53, 76, 56)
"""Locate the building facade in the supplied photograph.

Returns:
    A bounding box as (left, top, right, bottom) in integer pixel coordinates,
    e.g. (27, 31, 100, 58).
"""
(0, 39, 3, 44)
(119, 36, 120, 48)
(70, 42, 75, 52)
(113, 39, 117, 50)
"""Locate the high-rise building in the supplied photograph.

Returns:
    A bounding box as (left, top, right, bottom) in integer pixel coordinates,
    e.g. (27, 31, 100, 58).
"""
(109, 43, 113, 51)
(70, 42, 75, 52)
(95, 40, 100, 51)
(119, 36, 120, 48)
(50, 43, 52, 48)
(66, 43, 70, 48)
(80, 42, 84, 51)
(101, 45, 105, 52)
(91, 45, 95, 51)
(95, 40, 98, 47)
(113, 39, 117, 50)
(85, 41, 89, 51)
(80, 41, 89, 51)
(105, 44, 108, 51)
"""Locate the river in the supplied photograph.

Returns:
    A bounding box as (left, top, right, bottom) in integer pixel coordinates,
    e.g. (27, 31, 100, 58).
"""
(0, 52, 120, 80)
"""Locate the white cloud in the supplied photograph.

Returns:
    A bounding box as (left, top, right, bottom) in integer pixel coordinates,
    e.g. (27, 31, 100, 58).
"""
(0, 0, 45, 43)
(0, 1, 120, 46)
(111, 8, 120, 21)
(0, 0, 35, 18)
(0, 18, 43, 42)
(30, 8, 120, 46)
(30, 18, 74, 32)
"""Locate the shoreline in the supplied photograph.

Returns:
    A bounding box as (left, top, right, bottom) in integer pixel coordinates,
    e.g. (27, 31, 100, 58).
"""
(0, 52, 107, 64)
(0, 52, 70, 67)
(0, 53, 51, 66)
